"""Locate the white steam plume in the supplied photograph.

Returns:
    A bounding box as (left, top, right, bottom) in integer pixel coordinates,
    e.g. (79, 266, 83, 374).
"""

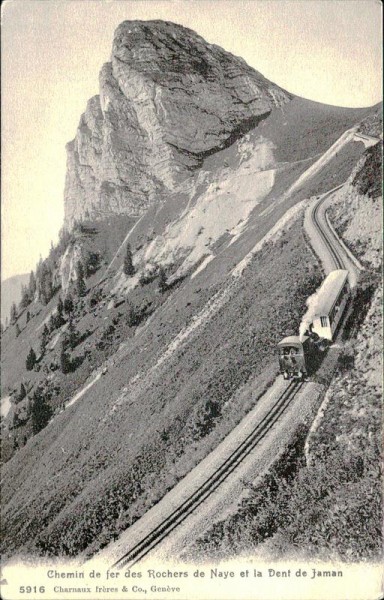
(299, 288, 321, 341)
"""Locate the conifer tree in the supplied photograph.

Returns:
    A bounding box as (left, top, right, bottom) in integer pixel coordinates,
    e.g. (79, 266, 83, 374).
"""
(158, 266, 167, 293)
(15, 323, 21, 338)
(26, 347, 37, 371)
(26, 311, 31, 323)
(10, 302, 17, 324)
(48, 314, 56, 333)
(28, 270, 36, 300)
(60, 340, 71, 374)
(82, 258, 89, 278)
(57, 296, 64, 318)
(18, 383, 27, 401)
(31, 387, 52, 434)
(39, 264, 53, 305)
(36, 256, 43, 279)
(76, 261, 87, 297)
(40, 324, 50, 354)
(123, 243, 135, 276)
(53, 296, 65, 328)
(67, 316, 78, 349)
(20, 285, 30, 310)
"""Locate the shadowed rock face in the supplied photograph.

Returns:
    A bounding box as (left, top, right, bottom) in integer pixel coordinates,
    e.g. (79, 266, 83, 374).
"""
(64, 20, 292, 227)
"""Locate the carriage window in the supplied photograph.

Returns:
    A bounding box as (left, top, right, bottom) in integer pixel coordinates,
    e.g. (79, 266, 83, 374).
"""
(320, 316, 328, 327)
(280, 346, 300, 355)
(281, 348, 290, 355)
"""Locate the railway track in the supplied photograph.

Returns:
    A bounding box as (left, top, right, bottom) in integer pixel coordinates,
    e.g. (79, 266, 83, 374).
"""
(311, 191, 346, 270)
(110, 188, 349, 571)
(112, 380, 303, 570)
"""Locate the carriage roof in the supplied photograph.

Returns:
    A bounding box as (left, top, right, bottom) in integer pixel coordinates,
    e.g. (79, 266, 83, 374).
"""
(313, 270, 349, 317)
(278, 335, 308, 347)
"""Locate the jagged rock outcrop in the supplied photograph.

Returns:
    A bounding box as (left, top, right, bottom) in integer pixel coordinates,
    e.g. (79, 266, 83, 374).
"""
(64, 20, 292, 227)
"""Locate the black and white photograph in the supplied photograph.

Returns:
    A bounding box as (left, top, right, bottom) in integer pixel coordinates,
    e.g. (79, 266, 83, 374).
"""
(1, 1, 382, 599)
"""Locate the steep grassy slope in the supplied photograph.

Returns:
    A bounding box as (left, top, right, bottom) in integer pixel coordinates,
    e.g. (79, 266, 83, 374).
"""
(1, 216, 323, 559)
(258, 97, 371, 163)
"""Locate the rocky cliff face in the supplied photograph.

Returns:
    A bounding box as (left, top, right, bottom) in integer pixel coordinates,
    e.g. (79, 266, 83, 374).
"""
(328, 142, 382, 269)
(64, 20, 292, 227)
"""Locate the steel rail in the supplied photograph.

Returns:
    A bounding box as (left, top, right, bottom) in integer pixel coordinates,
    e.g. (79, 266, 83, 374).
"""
(112, 380, 303, 570)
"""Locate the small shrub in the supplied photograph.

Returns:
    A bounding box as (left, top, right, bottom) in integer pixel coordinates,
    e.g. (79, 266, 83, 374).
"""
(88, 289, 102, 308)
(338, 345, 355, 372)
(85, 252, 101, 275)
(139, 270, 157, 286)
(126, 302, 140, 327)
(96, 324, 116, 350)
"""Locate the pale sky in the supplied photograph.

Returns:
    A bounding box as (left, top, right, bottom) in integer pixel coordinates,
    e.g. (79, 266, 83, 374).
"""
(1, 0, 382, 280)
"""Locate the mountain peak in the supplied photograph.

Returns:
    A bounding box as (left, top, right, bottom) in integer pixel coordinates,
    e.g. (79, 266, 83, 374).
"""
(64, 20, 292, 227)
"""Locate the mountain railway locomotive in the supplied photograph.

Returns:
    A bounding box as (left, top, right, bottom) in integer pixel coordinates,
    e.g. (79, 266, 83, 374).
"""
(278, 335, 317, 380)
(278, 270, 351, 381)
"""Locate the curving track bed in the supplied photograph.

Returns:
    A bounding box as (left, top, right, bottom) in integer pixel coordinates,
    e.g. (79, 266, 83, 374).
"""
(112, 381, 303, 570)
(311, 188, 347, 271)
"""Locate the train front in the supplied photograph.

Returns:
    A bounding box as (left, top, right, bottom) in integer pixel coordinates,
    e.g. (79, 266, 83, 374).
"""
(277, 336, 309, 380)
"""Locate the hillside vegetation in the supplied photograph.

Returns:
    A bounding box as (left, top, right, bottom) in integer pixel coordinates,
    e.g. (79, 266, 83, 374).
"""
(1, 216, 323, 559)
(187, 142, 382, 563)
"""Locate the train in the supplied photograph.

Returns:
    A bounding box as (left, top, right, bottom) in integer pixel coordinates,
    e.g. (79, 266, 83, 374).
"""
(278, 270, 350, 381)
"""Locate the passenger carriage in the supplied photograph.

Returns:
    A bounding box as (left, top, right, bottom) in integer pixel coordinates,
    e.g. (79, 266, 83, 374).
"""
(310, 270, 350, 342)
